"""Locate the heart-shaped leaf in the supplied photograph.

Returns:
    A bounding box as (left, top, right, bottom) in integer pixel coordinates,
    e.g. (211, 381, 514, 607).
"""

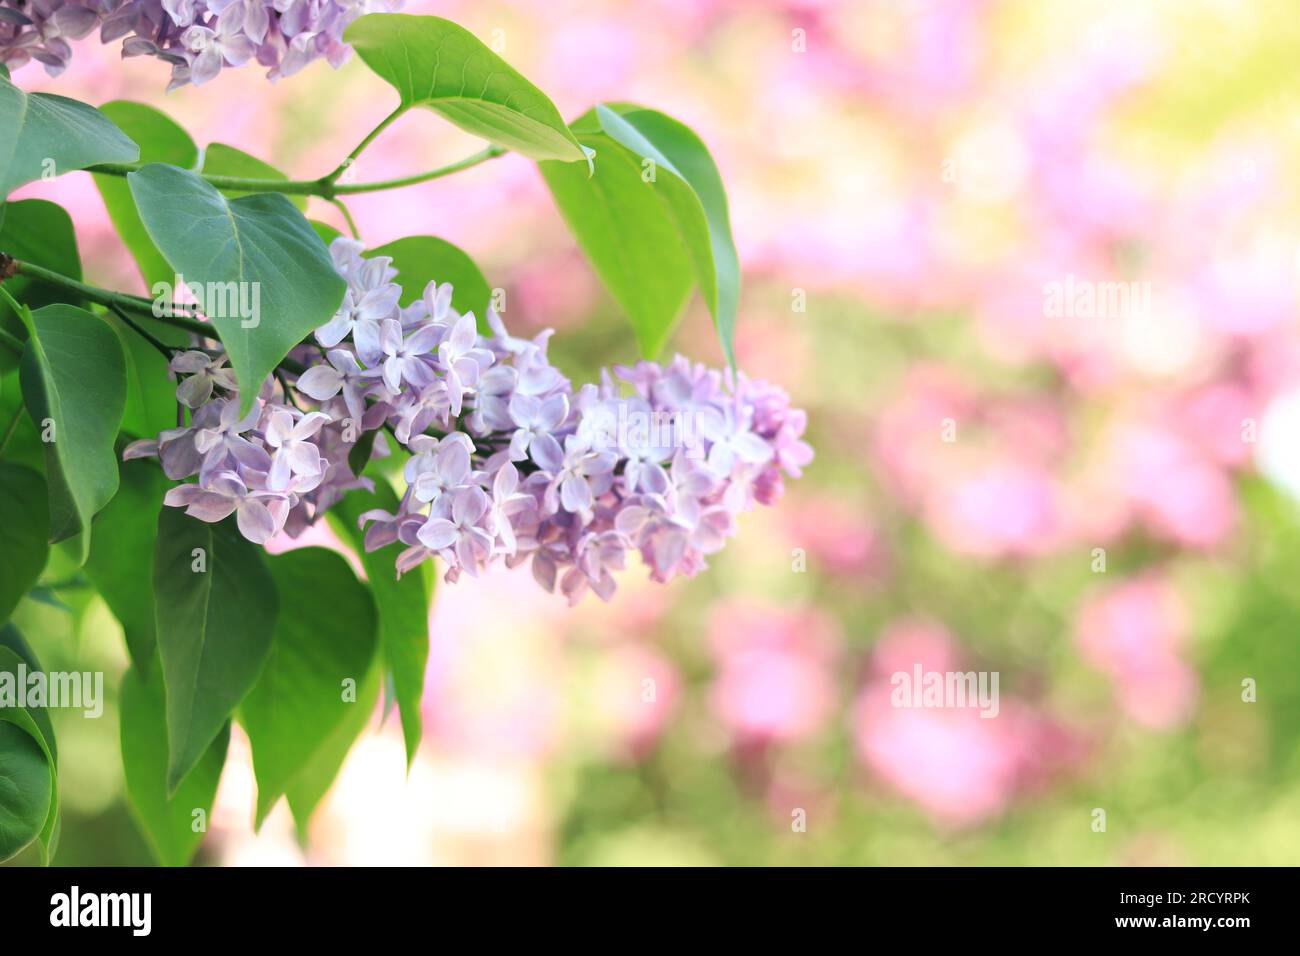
(153, 508, 278, 792)
(242, 547, 378, 828)
(0, 72, 139, 197)
(345, 13, 589, 164)
(120, 663, 229, 866)
(127, 163, 347, 415)
(18, 304, 127, 564)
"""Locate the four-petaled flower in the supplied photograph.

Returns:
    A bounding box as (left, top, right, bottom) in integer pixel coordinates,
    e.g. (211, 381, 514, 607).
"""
(296, 349, 371, 426)
(416, 486, 495, 575)
(315, 282, 401, 358)
(531, 433, 617, 517)
(698, 404, 774, 478)
(171, 351, 238, 408)
(264, 410, 330, 492)
(408, 435, 472, 505)
(507, 392, 569, 461)
(378, 319, 441, 392)
(180, 18, 256, 86)
(438, 313, 494, 417)
(193, 397, 268, 480)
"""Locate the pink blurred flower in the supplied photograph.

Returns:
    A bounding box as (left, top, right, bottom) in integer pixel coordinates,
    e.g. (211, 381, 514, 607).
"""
(852, 620, 1069, 828)
(923, 458, 1065, 558)
(708, 601, 840, 744)
(587, 644, 680, 759)
(785, 497, 882, 579)
(1177, 384, 1258, 469)
(1110, 423, 1238, 549)
(1075, 575, 1198, 730)
(874, 366, 977, 505)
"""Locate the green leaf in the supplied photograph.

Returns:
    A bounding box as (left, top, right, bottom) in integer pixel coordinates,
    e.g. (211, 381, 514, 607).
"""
(0, 72, 139, 197)
(285, 656, 380, 836)
(370, 235, 493, 332)
(345, 13, 589, 164)
(0, 624, 56, 765)
(594, 105, 739, 365)
(0, 200, 82, 303)
(539, 104, 739, 363)
(346, 426, 378, 476)
(83, 459, 165, 672)
(77, 107, 193, 438)
(200, 143, 308, 212)
(93, 101, 199, 290)
(127, 163, 347, 416)
(86, 114, 213, 436)
(0, 634, 59, 865)
(120, 664, 228, 866)
(0, 371, 43, 472)
(0, 464, 49, 623)
(152, 508, 278, 792)
(18, 304, 127, 564)
(242, 548, 378, 828)
(310, 220, 343, 245)
(0, 721, 50, 863)
(330, 480, 431, 766)
(0, 199, 82, 374)
(106, 311, 187, 440)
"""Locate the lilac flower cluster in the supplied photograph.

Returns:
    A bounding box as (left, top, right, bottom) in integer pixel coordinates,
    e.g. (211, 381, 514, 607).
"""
(0, 0, 401, 87)
(124, 238, 813, 604)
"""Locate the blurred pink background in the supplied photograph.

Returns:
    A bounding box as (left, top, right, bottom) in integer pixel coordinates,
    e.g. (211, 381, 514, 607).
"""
(12, 0, 1300, 865)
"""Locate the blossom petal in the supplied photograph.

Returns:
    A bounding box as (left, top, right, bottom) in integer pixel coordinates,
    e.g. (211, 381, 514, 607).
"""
(452, 486, 488, 526)
(530, 433, 564, 473)
(560, 474, 592, 513)
(176, 372, 214, 408)
(297, 364, 343, 401)
(416, 518, 457, 551)
(237, 499, 276, 543)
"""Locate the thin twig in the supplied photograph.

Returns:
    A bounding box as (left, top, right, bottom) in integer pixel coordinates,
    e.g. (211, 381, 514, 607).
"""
(89, 145, 508, 200)
(109, 302, 176, 359)
(330, 198, 362, 240)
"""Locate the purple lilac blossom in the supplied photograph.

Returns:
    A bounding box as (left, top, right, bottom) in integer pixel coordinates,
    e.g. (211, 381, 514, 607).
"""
(0, 0, 402, 88)
(123, 237, 814, 603)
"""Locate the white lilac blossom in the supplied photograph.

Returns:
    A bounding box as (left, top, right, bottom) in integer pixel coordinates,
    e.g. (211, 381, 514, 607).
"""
(0, 0, 402, 88)
(123, 237, 814, 603)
